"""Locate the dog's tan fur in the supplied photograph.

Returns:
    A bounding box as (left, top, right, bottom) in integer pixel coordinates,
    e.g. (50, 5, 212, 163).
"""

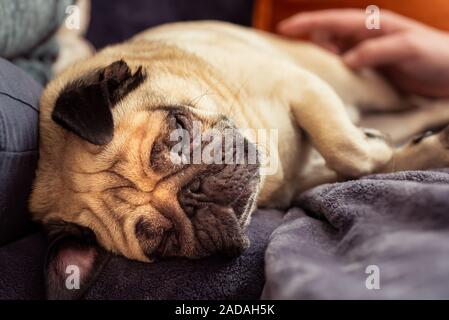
(30, 21, 449, 264)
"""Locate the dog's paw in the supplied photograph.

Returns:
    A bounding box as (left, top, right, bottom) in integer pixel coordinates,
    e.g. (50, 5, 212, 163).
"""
(325, 127, 394, 178)
(357, 127, 393, 175)
(362, 128, 392, 144)
(438, 125, 449, 148)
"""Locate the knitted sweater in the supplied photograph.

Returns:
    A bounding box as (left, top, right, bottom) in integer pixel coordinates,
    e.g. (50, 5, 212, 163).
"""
(0, 0, 74, 84)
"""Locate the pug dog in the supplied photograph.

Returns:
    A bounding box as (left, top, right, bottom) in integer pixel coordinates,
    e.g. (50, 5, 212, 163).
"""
(30, 21, 449, 299)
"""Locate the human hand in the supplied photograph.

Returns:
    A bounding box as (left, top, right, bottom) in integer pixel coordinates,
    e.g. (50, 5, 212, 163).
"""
(278, 9, 449, 98)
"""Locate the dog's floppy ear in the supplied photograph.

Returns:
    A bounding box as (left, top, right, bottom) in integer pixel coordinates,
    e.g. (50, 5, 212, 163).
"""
(52, 60, 146, 145)
(44, 220, 111, 300)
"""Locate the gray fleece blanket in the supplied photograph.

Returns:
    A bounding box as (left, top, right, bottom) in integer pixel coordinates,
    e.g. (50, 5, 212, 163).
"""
(263, 169, 449, 299)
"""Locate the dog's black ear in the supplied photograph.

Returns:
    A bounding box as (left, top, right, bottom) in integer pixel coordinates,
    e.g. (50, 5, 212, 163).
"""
(44, 220, 111, 300)
(52, 60, 146, 145)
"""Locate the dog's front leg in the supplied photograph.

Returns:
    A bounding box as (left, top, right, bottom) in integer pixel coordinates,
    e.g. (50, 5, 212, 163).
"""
(284, 69, 394, 178)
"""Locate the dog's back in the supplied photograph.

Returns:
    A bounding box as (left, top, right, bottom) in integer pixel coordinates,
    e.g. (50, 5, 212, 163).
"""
(134, 20, 402, 110)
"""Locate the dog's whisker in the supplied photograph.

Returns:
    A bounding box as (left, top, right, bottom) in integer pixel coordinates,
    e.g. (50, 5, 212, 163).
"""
(187, 89, 212, 108)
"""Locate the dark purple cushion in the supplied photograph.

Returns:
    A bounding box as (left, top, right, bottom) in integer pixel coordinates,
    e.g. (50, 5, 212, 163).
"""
(86, 0, 254, 48)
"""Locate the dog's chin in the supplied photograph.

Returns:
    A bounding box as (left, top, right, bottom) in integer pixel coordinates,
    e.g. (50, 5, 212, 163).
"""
(149, 163, 260, 259)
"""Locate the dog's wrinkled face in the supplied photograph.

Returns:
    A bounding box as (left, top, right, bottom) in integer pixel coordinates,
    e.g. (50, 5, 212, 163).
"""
(32, 60, 260, 299)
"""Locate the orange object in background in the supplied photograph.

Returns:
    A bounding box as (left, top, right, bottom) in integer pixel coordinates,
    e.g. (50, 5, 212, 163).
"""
(253, 0, 449, 32)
